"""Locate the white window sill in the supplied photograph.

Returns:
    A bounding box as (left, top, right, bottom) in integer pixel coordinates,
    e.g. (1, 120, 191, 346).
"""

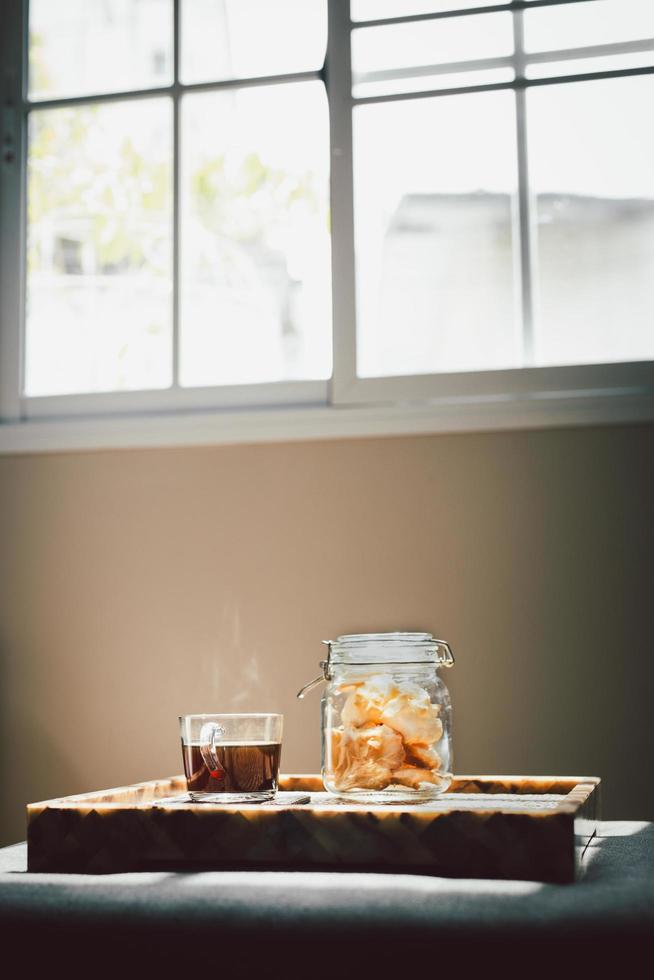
(0, 388, 653, 455)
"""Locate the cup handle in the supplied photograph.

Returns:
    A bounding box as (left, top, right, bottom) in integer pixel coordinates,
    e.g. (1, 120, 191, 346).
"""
(199, 722, 227, 781)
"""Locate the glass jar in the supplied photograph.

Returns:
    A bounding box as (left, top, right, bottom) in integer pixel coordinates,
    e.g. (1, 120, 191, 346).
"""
(298, 632, 454, 802)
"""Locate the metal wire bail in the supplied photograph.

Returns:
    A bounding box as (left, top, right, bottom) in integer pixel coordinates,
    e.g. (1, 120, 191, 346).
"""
(296, 642, 332, 699)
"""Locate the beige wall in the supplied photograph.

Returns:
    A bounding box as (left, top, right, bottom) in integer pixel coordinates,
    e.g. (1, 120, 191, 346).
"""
(0, 422, 652, 844)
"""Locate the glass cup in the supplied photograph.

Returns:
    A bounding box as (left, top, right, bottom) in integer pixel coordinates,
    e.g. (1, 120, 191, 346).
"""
(179, 713, 283, 803)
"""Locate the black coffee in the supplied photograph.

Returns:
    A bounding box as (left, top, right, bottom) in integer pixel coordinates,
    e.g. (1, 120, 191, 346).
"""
(182, 741, 281, 795)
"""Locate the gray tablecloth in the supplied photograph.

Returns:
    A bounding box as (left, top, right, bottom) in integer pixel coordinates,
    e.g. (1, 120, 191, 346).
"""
(1, 822, 652, 976)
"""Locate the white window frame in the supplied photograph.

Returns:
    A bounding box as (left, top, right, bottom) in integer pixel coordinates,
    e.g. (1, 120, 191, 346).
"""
(1, 0, 653, 455)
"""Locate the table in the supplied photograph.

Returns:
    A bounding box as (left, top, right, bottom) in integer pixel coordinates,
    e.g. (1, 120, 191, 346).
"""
(1, 822, 652, 977)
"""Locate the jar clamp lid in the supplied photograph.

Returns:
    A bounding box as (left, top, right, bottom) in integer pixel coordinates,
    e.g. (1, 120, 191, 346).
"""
(297, 631, 454, 699)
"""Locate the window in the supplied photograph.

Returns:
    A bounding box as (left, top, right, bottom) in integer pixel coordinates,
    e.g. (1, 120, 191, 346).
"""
(7, 0, 330, 417)
(1, 0, 653, 451)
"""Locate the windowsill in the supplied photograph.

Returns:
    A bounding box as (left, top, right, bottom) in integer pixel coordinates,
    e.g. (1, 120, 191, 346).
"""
(1, 388, 652, 455)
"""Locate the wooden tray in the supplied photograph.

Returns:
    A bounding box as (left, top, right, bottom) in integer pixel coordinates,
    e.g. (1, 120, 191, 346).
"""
(27, 773, 600, 882)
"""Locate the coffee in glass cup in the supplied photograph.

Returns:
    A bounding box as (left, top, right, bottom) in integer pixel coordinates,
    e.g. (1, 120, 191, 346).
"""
(179, 713, 283, 803)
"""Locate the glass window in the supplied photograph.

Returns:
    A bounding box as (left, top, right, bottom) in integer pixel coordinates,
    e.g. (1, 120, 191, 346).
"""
(26, 100, 173, 396)
(29, 0, 173, 101)
(181, 82, 331, 387)
(4, 0, 651, 434)
(181, 0, 327, 84)
(528, 75, 654, 366)
(524, 0, 654, 54)
(351, 14, 513, 81)
(354, 91, 519, 378)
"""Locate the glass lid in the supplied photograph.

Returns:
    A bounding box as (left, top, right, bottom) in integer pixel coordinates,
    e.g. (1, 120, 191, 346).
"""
(328, 632, 453, 666)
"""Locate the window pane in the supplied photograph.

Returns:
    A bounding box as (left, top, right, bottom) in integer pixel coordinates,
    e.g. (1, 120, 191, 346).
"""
(354, 92, 519, 378)
(181, 0, 327, 84)
(351, 0, 498, 20)
(528, 75, 654, 366)
(181, 83, 331, 387)
(524, 0, 654, 54)
(26, 100, 172, 396)
(29, 0, 173, 101)
(352, 15, 513, 82)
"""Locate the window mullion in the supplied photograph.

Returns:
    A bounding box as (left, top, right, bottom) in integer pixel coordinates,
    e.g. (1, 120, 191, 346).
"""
(353, 0, 600, 30)
(513, 9, 537, 366)
(355, 53, 513, 88)
(326, 0, 357, 403)
(173, 0, 181, 389)
(0, 0, 26, 422)
(527, 37, 654, 68)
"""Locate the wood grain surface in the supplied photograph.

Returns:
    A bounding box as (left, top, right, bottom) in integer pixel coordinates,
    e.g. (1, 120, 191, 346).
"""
(27, 774, 600, 881)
